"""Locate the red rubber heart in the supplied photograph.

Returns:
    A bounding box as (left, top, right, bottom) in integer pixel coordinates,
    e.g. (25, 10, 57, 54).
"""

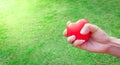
(67, 19, 91, 41)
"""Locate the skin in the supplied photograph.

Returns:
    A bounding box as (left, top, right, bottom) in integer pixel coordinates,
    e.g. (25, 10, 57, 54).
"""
(63, 19, 120, 57)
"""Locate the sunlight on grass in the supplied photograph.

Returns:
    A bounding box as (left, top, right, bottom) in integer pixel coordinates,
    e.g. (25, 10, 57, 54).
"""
(0, 0, 39, 46)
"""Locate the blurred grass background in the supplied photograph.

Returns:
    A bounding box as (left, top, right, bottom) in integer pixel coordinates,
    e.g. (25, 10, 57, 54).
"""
(0, 0, 120, 65)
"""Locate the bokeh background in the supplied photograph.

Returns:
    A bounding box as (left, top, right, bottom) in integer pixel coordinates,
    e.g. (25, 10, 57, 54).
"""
(0, 0, 120, 65)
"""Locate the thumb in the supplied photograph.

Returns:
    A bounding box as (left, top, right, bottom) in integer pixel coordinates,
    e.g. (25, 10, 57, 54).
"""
(80, 24, 99, 34)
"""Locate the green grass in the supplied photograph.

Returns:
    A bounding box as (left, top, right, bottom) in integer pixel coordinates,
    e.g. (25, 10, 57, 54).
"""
(0, 0, 120, 65)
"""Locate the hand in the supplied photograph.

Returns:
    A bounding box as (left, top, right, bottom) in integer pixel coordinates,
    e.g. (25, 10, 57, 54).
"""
(63, 20, 111, 53)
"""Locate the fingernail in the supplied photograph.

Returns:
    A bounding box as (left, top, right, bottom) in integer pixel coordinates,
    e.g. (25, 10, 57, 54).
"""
(68, 35, 75, 40)
(80, 24, 88, 34)
(67, 21, 71, 26)
(80, 28, 85, 34)
(71, 35, 75, 38)
(73, 40, 85, 48)
(75, 40, 85, 44)
(67, 35, 76, 43)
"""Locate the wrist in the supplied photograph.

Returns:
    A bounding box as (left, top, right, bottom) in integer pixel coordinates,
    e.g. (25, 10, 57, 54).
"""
(105, 37, 120, 57)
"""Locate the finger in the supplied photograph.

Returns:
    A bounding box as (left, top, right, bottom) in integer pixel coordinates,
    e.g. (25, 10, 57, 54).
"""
(76, 19, 88, 23)
(66, 21, 72, 26)
(73, 40, 85, 48)
(67, 35, 76, 44)
(63, 21, 72, 37)
(80, 24, 99, 34)
(63, 29, 67, 37)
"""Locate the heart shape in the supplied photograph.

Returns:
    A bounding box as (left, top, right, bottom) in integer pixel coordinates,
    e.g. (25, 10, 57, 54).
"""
(67, 19, 91, 41)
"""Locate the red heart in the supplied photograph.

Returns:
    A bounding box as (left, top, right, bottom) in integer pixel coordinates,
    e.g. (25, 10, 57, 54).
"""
(67, 19, 91, 41)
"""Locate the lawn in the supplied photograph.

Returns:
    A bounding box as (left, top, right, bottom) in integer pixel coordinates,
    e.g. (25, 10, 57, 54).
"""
(0, 0, 120, 65)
